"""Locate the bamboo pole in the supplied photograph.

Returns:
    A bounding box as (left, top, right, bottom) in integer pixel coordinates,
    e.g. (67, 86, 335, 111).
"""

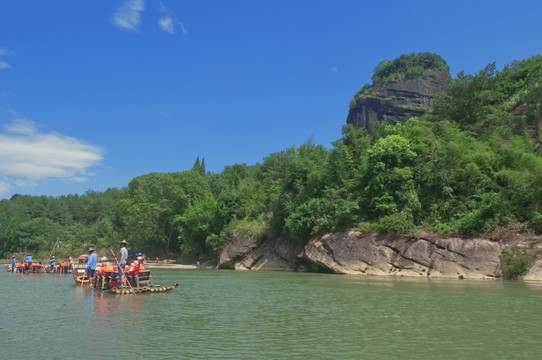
(110, 249, 136, 296)
(48, 237, 60, 259)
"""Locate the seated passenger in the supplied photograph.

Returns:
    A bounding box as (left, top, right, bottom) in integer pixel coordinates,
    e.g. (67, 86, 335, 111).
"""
(110, 276, 122, 289)
(131, 259, 141, 287)
(138, 258, 145, 271)
(97, 264, 114, 277)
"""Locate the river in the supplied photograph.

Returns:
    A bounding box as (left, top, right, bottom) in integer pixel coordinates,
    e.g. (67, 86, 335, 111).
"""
(1, 269, 542, 359)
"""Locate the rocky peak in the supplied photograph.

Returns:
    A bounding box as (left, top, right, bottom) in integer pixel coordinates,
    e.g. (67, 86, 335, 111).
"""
(347, 58, 452, 132)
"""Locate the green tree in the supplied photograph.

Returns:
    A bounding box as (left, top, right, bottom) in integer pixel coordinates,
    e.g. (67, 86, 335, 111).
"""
(113, 171, 211, 256)
(175, 192, 218, 257)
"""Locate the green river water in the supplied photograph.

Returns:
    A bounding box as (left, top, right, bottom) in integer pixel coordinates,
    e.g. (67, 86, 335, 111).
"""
(1, 269, 542, 359)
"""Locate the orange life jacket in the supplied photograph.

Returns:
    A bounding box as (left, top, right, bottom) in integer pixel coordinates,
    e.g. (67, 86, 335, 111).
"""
(133, 262, 140, 276)
(98, 264, 114, 276)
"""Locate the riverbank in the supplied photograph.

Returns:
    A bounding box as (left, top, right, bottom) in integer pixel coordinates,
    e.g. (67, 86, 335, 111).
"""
(144, 262, 197, 270)
(218, 229, 542, 281)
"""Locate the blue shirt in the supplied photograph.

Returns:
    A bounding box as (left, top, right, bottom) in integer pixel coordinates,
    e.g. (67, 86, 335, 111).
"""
(12, 258, 16, 266)
(25, 256, 33, 263)
(51, 258, 55, 266)
(86, 253, 98, 270)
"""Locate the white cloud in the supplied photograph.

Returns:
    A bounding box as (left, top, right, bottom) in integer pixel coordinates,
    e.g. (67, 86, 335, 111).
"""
(0, 181, 11, 195)
(158, 2, 187, 35)
(6, 119, 37, 135)
(159, 16, 174, 34)
(0, 119, 104, 196)
(331, 67, 339, 74)
(179, 22, 187, 35)
(112, 0, 145, 32)
(0, 48, 15, 56)
(0, 47, 14, 69)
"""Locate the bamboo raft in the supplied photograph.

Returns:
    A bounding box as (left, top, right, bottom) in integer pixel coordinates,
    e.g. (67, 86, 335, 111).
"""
(110, 283, 180, 294)
(73, 267, 179, 294)
(6, 263, 46, 273)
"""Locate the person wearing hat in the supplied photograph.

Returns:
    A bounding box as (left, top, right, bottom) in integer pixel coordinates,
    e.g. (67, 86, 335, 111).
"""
(24, 254, 33, 272)
(11, 256, 16, 273)
(68, 254, 73, 272)
(50, 256, 55, 272)
(117, 240, 129, 280)
(86, 248, 98, 280)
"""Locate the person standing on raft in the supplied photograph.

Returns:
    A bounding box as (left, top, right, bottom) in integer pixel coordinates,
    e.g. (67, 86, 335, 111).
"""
(50, 256, 55, 272)
(24, 254, 33, 272)
(11, 256, 16, 272)
(86, 248, 98, 280)
(117, 240, 129, 282)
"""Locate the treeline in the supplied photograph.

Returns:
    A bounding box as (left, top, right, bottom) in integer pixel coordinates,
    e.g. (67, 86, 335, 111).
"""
(0, 189, 122, 260)
(1, 54, 542, 262)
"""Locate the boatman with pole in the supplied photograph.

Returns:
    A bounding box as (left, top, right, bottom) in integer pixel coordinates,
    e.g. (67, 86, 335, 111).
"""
(117, 240, 129, 282)
(11, 256, 16, 272)
(86, 248, 98, 280)
(24, 254, 33, 272)
(50, 256, 55, 272)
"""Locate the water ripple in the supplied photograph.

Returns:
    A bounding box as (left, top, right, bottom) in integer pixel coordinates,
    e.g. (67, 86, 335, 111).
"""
(2, 270, 542, 358)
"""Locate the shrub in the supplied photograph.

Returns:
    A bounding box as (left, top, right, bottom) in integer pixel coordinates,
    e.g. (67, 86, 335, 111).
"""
(377, 212, 413, 231)
(500, 247, 532, 279)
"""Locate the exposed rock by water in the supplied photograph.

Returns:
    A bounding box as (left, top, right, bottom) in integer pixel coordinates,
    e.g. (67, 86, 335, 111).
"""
(522, 258, 542, 280)
(235, 238, 295, 271)
(300, 231, 502, 279)
(218, 236, 258, 269)
(217, 230, 542, 281)
(218, 237, 303, 271)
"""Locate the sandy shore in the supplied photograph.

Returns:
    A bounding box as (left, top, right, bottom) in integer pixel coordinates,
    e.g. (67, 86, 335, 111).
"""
(144, 262, 198, 270)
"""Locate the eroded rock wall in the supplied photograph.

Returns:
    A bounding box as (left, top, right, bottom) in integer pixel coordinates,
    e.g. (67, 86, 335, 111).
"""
(217, 230, 542, 280)
(347, 70, 451, 131)
(300, 231, 502, 279)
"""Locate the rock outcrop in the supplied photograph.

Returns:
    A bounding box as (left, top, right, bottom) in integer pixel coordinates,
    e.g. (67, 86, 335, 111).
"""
(217, 230, 542, 281)
(300, 231, 502, 279)
(218, 236, 258, 269)
(218, 237, 303, 271)
(346, 70, 451, 132)
(523, 258, 542, 280)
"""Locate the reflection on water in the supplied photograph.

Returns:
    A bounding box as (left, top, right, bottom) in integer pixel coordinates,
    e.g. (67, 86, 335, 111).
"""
(91, 291, 144, 341)
(1, 269, 542, 359)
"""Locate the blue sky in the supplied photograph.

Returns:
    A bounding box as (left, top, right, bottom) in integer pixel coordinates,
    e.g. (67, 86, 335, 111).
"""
(0, 0, 541, 199)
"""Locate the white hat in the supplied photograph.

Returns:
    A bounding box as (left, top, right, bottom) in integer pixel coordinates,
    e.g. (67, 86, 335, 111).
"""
(137, 257, 142, 260)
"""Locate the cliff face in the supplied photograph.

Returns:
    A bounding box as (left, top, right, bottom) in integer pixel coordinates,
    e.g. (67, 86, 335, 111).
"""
(217, 230, 542, 281)
(346, 70, 451, 131)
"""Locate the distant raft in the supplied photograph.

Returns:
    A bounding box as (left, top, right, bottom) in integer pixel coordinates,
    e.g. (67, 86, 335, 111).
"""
(110, 283, 179, 294)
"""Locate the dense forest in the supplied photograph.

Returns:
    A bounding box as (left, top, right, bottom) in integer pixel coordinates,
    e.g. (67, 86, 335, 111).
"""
(2, 53, 542, 263)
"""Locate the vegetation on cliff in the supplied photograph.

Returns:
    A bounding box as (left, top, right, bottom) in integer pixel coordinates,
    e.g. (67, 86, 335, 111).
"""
(350, 52, 449, 108)
(1, 54, 542, 263)
(372, 52, 449, 84)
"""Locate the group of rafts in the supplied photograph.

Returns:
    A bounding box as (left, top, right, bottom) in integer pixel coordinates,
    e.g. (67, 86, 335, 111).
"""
(73, 261, 179, 295)
(7, 262, 71, 273)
